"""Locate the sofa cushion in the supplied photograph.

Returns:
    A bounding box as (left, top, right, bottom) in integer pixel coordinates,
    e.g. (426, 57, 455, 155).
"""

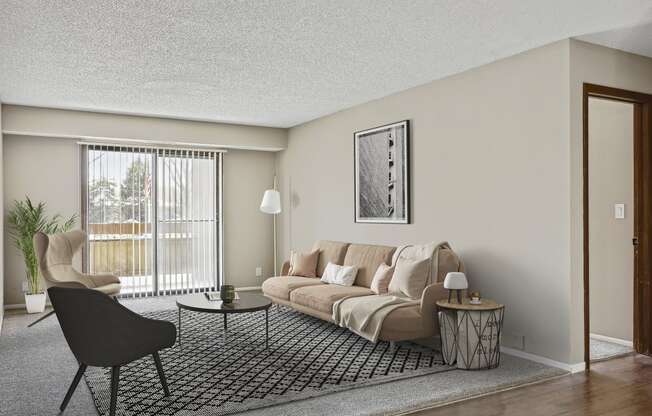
(343, 244, 396, 288)
(388, 257, 430, 299)
(321, 262, 358, 286)
(370, 263, 394, 295)
(391, 242, 463, 285)
(290, 284, 373, 314)
(261, 276, 324, 301)
(312, 240, 350, 277)
(288, 249, 320, 277)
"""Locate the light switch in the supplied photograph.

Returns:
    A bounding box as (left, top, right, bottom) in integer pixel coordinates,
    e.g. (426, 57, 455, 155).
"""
(615, 203, 625, 219)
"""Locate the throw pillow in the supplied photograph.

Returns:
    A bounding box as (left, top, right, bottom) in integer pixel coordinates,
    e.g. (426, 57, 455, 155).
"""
(388, 257, 430, 299)
(288, 249, 320, 277)
(370, 263, 394, 295)
(321, 262, 358, 286)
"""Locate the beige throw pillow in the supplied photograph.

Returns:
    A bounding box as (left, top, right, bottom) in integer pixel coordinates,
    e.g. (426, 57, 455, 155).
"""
(370, 263, 394, 295)
(388, 257, 430, 299)
(288, 249, 319, 277)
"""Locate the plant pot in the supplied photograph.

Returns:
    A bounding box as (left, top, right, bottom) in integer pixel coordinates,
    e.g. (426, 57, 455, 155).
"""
(25, 293, 46, 314)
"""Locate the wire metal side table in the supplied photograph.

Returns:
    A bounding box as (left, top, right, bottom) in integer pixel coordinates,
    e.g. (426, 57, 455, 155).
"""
(436, 299, 505, 370)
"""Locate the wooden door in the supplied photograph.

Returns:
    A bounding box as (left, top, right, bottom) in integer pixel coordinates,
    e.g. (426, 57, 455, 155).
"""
(584, 84, 652, 364)
(634, 98, 652, 355)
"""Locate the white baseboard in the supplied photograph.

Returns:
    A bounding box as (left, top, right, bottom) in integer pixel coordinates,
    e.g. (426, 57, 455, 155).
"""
(4, 303, 28, 310)
(4, 302, 53, 311)
(236, 286, 262, 292)
(501, 346, 586, 373)
(590, 333, 633, 347)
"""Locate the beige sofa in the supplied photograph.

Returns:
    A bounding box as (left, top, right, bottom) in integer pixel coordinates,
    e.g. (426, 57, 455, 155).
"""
(262, 240, 464, 342)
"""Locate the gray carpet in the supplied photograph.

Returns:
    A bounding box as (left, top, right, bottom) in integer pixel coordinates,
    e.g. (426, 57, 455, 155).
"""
(590, 337, 633, 362)
(0, 296, 567, 416)
(86, 307, 452, 415)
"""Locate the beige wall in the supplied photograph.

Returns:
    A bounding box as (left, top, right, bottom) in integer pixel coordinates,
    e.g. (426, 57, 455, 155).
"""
(222, 149, 276, 288)
(278, 41, 573, 363)
(1, 105, 287, 152)
(568, 39, 652, 363)
(3, 135, 276, 305)
(588, 98, 634, 342)
(3, 136, 80, 306)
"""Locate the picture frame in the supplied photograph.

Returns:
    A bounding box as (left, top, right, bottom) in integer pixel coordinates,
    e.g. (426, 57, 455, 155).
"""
(354, 120, 410, 224)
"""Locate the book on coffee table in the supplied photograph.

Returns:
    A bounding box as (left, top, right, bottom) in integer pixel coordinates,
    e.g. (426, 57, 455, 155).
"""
(205, 292, 240, 302)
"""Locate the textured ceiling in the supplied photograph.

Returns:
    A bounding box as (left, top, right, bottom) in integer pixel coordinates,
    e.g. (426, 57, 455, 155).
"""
(1, 1, 652, 128)
(578, 22, 652, 59)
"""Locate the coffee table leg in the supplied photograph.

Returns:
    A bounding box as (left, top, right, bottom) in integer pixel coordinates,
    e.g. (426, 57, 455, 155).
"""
(223, 314, 227, 343)
(265, 308, 269, 349)
(178, 307, 182, 346)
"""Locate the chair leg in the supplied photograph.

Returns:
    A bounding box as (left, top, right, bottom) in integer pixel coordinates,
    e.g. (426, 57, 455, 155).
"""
(60, 363, 87, 411)
(152, 352, 170, 396)
(110, 366, 120, 416)
(27, 310, 56, 328)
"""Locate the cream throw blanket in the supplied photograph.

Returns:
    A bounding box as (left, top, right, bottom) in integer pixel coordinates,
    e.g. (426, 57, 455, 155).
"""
(332, 241, 451, 342)
(332, 295, 419, 342)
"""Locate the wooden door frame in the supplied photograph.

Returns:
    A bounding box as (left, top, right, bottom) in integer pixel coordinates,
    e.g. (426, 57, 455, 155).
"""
(583, 83, 652, 368)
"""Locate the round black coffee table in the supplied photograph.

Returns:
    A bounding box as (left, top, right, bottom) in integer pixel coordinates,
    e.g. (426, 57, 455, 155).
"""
(176, 292, 272, 348)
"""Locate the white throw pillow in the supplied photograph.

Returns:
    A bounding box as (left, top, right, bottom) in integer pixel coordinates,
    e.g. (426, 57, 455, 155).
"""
(321, 262, 358, 286)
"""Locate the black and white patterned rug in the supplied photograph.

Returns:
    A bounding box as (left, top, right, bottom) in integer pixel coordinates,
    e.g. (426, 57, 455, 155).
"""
(84, 306, 453, 415)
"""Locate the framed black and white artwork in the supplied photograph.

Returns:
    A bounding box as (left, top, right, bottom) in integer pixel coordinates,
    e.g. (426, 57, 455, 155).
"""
(354, 120, 410, 224)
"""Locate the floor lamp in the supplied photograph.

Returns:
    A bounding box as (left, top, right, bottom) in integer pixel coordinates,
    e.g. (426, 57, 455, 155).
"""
(260, 178, 281, 276)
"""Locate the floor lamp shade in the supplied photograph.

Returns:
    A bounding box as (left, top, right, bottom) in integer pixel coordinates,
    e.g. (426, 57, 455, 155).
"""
(260, 190, 281, 214)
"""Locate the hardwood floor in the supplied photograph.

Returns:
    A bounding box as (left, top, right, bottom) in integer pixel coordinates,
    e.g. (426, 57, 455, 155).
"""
(411, 354, 652, 416)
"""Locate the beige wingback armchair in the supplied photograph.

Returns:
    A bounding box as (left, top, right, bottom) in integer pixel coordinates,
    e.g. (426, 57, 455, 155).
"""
(33, 230, 122, 296)
(28, 230, 121, 327)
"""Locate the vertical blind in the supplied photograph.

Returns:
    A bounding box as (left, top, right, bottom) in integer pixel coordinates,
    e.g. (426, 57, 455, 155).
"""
(81, 144, 222, 297)
(157, 149, 220, 295)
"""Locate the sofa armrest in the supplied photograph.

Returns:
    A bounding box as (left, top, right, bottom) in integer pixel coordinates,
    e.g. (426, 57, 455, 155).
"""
(281, 260, 290, 276)
(420, 282, 448, 316)
(420, 282, 448, 334)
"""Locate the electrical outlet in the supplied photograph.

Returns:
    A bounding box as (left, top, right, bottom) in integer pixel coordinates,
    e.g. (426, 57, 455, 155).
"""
(256, 267, 263, 277)
(22, 281, 29, 293)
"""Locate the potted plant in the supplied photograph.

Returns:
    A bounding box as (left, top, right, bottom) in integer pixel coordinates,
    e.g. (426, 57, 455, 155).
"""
(7, 197, 77, 313)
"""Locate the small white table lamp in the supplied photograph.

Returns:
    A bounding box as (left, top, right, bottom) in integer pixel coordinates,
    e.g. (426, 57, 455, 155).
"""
(260, 181, 281, 276)
(444, 272, 468, 304)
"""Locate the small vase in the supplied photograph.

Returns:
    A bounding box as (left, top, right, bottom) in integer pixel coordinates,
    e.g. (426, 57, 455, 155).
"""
(25, 293, 46, 314)
(220, 285, 235, 304)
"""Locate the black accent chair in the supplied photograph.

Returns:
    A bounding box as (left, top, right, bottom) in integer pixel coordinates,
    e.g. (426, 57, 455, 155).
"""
(48, 287, 176, 416)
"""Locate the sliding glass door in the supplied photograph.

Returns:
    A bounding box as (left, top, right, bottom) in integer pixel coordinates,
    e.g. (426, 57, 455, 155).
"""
(156, 150, 219, 295)
(81, 144, 221, 297)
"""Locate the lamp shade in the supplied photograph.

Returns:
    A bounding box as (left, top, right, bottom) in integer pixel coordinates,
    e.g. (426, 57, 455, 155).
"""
(260, 189, 281, 214)
(443, 272, 468, 290)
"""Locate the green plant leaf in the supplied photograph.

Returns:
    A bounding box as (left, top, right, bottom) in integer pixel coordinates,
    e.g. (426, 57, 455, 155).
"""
(7, 196, 77, 294)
